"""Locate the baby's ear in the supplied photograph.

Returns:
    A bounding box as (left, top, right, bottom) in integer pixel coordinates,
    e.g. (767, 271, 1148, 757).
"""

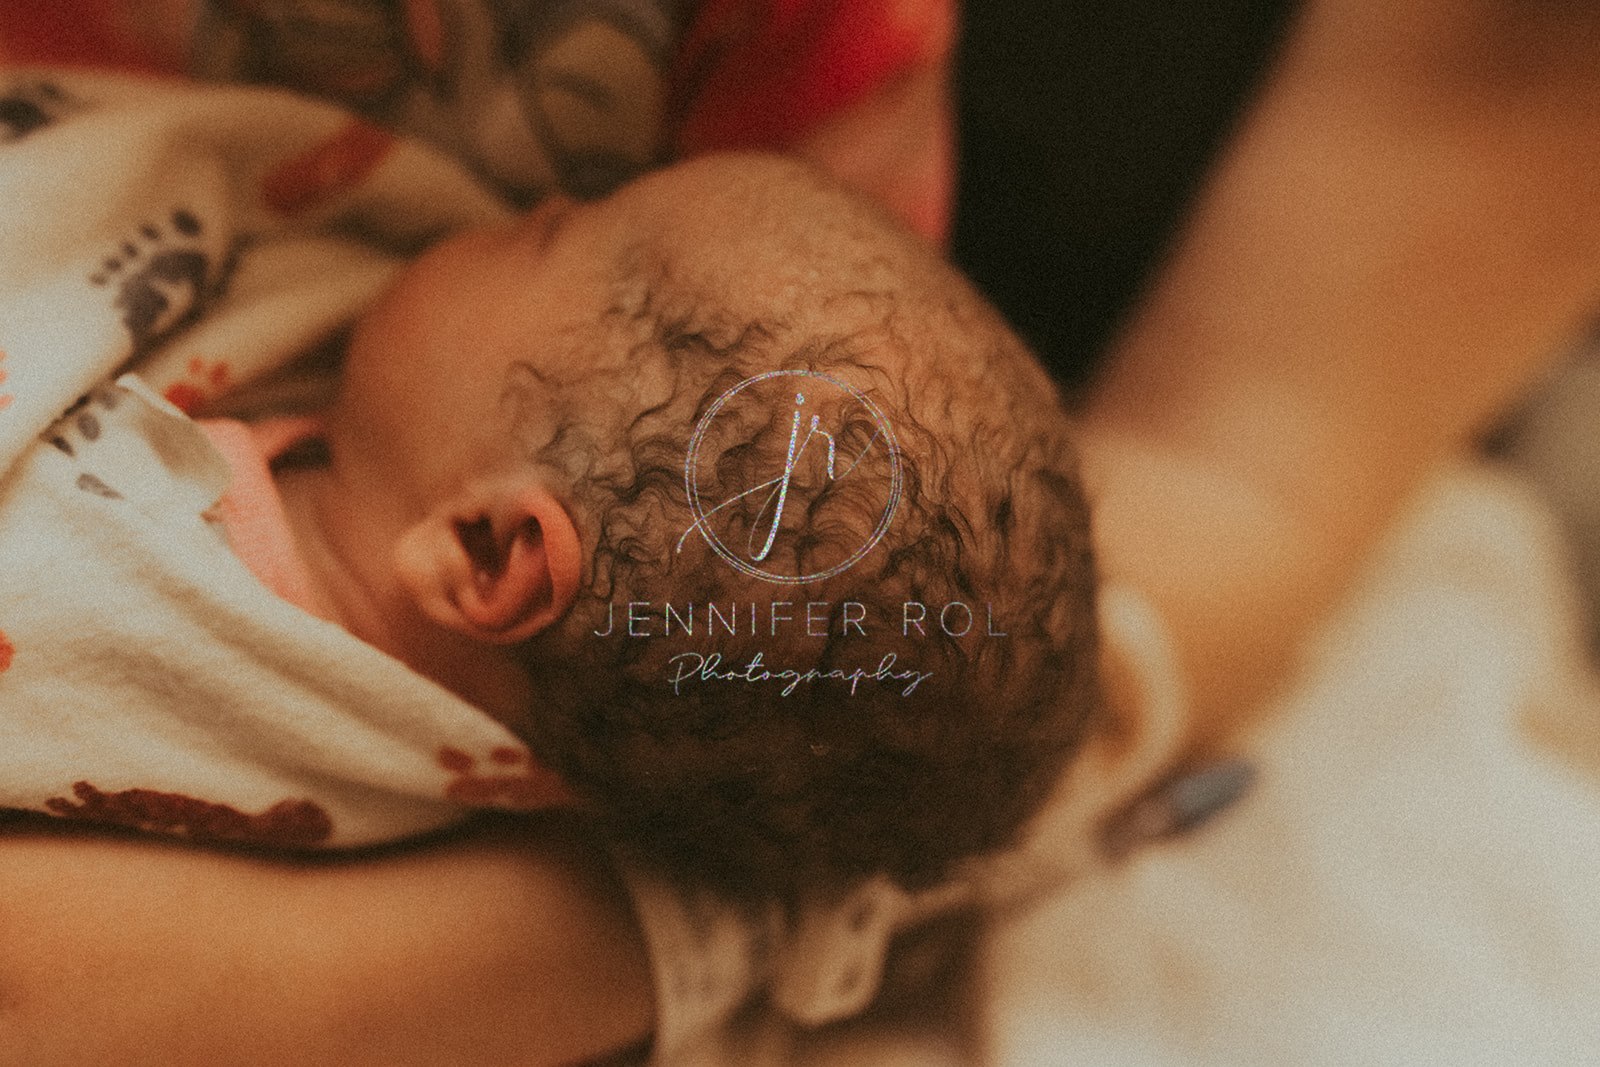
(393, 473, 582, 644)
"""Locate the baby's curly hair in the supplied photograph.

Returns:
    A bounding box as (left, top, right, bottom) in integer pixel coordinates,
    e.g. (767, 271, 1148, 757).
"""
(508, 160, 1097, 903)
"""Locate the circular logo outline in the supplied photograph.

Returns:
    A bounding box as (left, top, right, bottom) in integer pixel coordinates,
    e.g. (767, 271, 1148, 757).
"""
(683, 369, 902, 585)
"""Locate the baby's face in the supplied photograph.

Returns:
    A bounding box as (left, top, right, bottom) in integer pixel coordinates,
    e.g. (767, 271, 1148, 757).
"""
(329, 153, 923, 523)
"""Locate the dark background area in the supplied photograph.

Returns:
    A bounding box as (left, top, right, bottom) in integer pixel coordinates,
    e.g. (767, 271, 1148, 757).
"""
(951, 1, 1301, 393)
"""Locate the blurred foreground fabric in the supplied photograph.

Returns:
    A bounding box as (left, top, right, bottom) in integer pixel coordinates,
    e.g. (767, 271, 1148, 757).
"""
(981, 464, 1600, 1064)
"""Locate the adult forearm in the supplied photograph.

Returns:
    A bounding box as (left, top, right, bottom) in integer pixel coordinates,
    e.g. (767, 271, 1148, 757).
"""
(1083, 0, 1600, 750)
(0, 815, 653, 1066)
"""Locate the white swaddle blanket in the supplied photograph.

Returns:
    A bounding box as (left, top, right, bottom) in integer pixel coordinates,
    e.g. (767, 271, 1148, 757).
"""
(0, 373, 571, 845)
(0, 69, 509, 449)
(0, 68, 555, 845)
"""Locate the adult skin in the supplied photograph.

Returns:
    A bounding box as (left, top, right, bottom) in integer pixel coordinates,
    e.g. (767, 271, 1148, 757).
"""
(1081, 0, 1600, 755)
(0, 813, 653, 1065)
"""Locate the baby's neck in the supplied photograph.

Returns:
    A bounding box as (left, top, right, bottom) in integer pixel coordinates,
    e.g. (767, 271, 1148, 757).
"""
(272, 461, 397, 652)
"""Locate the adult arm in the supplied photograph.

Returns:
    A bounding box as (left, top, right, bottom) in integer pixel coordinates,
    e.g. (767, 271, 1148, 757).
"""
(0, 814, 653, 1066)
(1081, 0, 1600, 751)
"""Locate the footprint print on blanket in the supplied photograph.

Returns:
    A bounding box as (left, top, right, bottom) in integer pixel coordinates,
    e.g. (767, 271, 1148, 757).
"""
(43, 384, 128, 502)
(162, 356, 233, 415)
(0, 79, 80, 143)
(437, 744, 574, 808)
(90, 208, 238, 358)
(44, 780, 333, 848)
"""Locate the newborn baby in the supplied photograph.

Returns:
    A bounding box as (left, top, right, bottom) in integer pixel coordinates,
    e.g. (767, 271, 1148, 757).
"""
(271, 152, 1098, 900)
(0, 149, 1093, 911)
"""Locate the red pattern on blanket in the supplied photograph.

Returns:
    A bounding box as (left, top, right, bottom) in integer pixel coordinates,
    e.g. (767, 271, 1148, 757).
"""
(437, 744, 574, 809)
(43, 780, 333, 847)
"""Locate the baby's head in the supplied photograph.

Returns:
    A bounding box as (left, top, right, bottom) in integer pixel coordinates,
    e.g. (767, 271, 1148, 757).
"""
(325, 154, 1098, 900)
